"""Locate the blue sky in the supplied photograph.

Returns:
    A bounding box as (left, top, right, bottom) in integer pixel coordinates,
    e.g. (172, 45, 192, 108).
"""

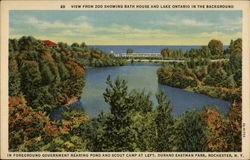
(9, 10, 242, 45)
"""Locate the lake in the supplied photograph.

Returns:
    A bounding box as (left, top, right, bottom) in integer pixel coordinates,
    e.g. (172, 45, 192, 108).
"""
(79, 63, 230, 118)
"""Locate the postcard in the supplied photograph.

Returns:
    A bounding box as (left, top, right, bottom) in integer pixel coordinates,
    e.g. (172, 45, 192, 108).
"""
(0, 0, 250, 159)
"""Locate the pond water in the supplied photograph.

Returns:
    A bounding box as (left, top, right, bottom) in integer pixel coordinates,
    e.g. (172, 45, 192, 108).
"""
(79, 63, 230, 118)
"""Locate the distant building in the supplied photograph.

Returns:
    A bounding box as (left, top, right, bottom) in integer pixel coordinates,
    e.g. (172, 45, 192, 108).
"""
(41, 40, 57, 48)
(118, 53, 161, 57)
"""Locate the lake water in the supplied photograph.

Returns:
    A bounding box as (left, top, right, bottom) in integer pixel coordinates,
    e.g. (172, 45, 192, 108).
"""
(79, 63, 230, 118)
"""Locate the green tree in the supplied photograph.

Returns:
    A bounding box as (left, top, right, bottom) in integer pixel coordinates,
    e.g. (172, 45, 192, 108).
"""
(58, 42, 68, 49)
(58, 62, 70, 80)
(71, 42, 80, 48)
(203, 68, 228, 87)
(161, 48, 170, 57)
(226, 101, 242, 151)
(129, 90, 153, 113)
(96, 76, 137, 151)
(208, 39, 223, 55)
(233, 70, 242, 87)
(220, 75, 237, 88)
(9, 58, 21, 96)
(131, 112, 157, 151)
(18, 36, 43, 51)
(80, 42, 87, 48)
(9, 39, 20, 52)
(41, 63, 55, 85)
(126, 48, 134, 54)
(200, 46, 211, 57)
(170, 109, 210, 151)
(154, 90, 174, 151)
(229, 38, 242, 54)
(20, 60, 42, 91)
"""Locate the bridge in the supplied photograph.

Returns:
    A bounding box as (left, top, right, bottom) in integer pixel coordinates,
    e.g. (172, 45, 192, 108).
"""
(126, 59, 228, 63)
(115, 53, 162, 57)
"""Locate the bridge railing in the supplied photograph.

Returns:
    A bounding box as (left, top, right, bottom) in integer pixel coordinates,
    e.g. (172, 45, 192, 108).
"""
(115, 53, 162, 57)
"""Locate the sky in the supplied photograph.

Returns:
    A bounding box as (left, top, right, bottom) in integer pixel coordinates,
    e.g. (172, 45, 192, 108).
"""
(9, 10, 242, 45)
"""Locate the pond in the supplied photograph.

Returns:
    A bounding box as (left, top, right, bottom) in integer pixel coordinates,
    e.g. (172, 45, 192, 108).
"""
(79, 63, 230, 118)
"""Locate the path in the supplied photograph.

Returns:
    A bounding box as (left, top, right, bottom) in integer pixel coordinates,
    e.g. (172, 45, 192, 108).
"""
(126, 59, 228, 63)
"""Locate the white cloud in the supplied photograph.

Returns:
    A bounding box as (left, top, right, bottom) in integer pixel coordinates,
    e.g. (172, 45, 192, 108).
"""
(53, 30, 76, 36)
(154, 18, 214, 27)
(199, 31, 225, 37)
(199, 31, 241, 38)
(198, 31, 241, 44)
(182, 19, 213, 26)
(216, 25, 241, 31)
(21, 16, 92, 31)
(219, 16, 242, 25)
(10, 15, 242, 45)
(73, 16, 88, 21)
(26, 17, 39, 24)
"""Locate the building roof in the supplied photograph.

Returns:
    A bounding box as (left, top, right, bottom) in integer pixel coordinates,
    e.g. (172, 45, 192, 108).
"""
(42, 40, 57, 47)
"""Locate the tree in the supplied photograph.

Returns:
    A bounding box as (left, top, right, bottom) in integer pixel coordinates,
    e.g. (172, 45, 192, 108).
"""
(228, 51, 242, 73)
(131, 112, 157, 151)
(9, 39, 20, 52)
(41, 63, 55, 85)
(226, 101, 242, 151)
(95, 76, 137, 151)
(220, 75, 237, 88)
(18, 36, 43, 51)
(229, 38, 242, 54)
(80, 42, 87, 48)
(9, 96, 59, 151)
(58, 42, 68, 49)
(200, 46, 211, 57)
(170, 109, 210, 152)
(201, 107, 229, 152)
(154, 90, 174, 151)
(233, 69, 242, 87)
(20, 60, 42, 91)
(157, 65, 197, 89)
(161, 48, 170, 57)
(9, 58, 21, 96)
(203, 68, 228, 87)
(208, 39, 223, 55)
(129, 90, 153, 113)
(58, 62, 70, 80)
(126, 48, 134, 54)
(71, 42, 80, 48)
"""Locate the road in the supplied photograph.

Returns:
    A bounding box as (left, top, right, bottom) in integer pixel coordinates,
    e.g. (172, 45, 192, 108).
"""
(126, 59, 228, 63)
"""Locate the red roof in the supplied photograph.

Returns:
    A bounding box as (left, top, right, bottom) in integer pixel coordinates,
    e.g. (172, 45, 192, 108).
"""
(42, 40, 57, 47)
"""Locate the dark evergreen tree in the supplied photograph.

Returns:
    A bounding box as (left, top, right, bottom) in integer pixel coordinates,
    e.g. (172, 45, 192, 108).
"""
(80, 42, 86, 48)
(161, 48, 170, 57)
(58, 42, 68, 49)
(154, 90, 174, 151)
(96, 76, 137, 151)
(41, 63, 55, 85)
(9, 58, 21, 96)
(71, 42, 80, 48)
(170, 109, 210, 152)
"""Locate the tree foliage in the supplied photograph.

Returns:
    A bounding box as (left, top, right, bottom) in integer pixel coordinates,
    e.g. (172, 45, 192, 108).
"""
(171, 109, 210, 152)
(9, 36, 89, 151)
(154, 90, 174, 151)
(126, 48, 134, 54)
(8, 37, 242, 152)
(161, 48, 183, 58)
(208, 39, 223, 55)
